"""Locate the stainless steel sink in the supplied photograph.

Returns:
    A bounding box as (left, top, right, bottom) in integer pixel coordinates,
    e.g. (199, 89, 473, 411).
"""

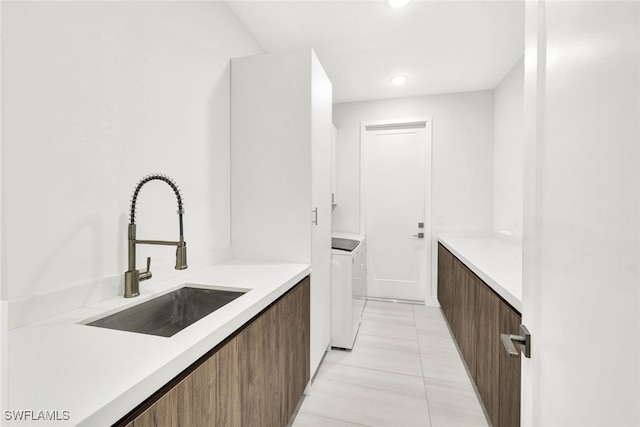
(85, 285, 247, 337)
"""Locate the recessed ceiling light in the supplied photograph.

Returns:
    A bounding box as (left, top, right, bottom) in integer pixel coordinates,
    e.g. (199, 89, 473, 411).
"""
(386, 0, 411, 8)
(391, 75, 408, 86)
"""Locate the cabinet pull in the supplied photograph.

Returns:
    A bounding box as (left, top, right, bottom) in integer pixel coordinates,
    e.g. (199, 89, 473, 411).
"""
(500, 324, 531, 358)
(312, 208, 318, 225)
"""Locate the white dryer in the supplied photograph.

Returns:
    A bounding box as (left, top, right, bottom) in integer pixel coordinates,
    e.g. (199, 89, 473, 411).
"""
(331, 232, 367, 350)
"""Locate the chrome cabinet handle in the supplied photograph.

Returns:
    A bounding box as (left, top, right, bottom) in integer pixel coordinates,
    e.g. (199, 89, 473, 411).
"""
(312, 208, 318, 225)
(501, 324, 531, 358)
(412, 233, 424, 238)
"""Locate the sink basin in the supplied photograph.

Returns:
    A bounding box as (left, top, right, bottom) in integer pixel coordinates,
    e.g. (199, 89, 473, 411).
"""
(85, 285, 247, 337)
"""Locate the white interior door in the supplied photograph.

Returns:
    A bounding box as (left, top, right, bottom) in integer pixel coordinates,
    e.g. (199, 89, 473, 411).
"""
(521, 2, 639, 425)
(362, 121, 430, 302)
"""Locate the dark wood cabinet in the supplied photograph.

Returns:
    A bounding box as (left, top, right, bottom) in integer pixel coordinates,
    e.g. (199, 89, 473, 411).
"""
(498, 301, 521, 427)
(238, 278, 310, 427)
(475, 274, 501, 425)
(437, 243, 454, 323)
(115, 276, 310, 427)
(217, 336, 241, 426)
(132, 348, 219, 427)
(279, 279, 311, 420)
(456, 262, 478, 381)
(437, 243, 521, 427)
(440, 250, 479, 382)
(132, 380, 180, 427)
(239, 305, 280, 426)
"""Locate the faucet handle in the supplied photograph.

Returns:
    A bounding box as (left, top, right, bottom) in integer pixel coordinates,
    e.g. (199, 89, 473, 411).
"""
(140, 256, 152, 281)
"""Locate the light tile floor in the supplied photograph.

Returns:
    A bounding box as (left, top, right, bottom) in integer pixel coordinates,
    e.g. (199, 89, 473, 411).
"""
(291, 300, 489, 427)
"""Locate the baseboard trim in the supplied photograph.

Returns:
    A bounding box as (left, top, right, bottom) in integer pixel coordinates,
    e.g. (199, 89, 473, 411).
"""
(425, 295, 441, 307)
(363, 295, 440, 307)
(364, 296, 422, 305)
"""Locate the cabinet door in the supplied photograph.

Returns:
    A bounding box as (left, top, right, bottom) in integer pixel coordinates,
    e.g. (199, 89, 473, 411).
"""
(439, 245, 479, 376)
(475, 278, 500, 426)
(449, 259, 464, 349)
(238, 304, 283, 427)
(499, 302, 522, 427)
(187, 354, 218, 426)
(216, 336, 240, 427)
(437, 244, 454, 322)
(130, 338, 240, 427)
(132, 383, 179, 427)
(453, 257, 475, 343)
(238, 277, 311, 427)
(133, 353, 217, 427)
(279, 278, 311, 421)
(456, 264, 477, 380)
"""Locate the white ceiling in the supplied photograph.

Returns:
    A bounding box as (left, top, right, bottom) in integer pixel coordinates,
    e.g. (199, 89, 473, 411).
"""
(226, 0, 525, 104)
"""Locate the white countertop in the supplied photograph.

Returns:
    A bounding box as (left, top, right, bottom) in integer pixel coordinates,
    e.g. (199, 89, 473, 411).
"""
(437, 236, 522, 312)
(7, 261, 310, 426)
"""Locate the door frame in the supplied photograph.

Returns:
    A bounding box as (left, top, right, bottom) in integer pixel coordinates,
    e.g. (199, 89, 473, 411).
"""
(359, 117, 434, 305)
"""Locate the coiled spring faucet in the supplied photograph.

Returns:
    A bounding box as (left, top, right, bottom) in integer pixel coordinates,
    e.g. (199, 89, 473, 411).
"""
(124, 174, 187, 298)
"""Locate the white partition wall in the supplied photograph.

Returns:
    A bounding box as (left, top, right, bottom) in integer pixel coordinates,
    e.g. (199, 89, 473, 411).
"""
(231, 48, 333, 379)
(0, 4, 7, 422)
(0, 301, 6, 427)
(521, 1, 639, 425)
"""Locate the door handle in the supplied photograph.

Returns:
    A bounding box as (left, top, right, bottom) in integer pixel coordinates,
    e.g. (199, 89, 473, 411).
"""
(412, 233, 424, 238)
(312, 208, 318, 226)
(500, 324, 531, 358)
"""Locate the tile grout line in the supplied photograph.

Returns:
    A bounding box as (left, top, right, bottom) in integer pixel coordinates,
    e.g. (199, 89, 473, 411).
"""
(296, 409, 372, 427)
(325, 357, 425, 380)
(357, 331, 421, 345)
(414, 304, 435, 427)
(423, 305, 492, 426)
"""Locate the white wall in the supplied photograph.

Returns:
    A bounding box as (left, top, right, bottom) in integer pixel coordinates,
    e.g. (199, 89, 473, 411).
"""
(1, 1, 263, 326)
(332, 92, 494, 300)
(493, 57, 524, 243)
(333, 92, 494, 236)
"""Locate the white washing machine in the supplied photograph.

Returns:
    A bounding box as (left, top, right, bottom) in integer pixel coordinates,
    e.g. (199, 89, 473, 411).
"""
(331, 232, 367, 350)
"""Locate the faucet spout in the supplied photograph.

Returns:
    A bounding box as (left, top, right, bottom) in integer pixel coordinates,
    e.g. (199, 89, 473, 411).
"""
(124, 174, 188, 298)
